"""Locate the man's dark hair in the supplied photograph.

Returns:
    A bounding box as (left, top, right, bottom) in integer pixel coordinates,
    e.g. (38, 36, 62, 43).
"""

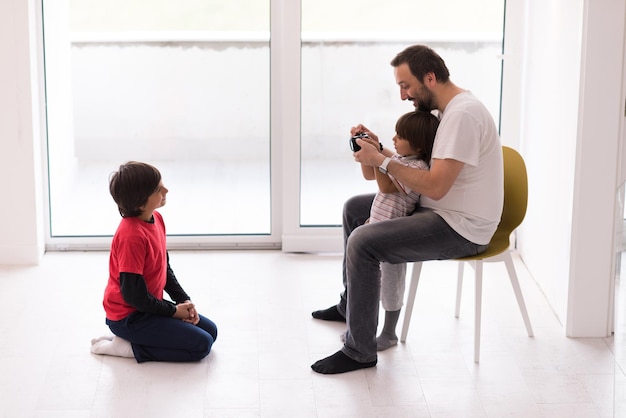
(395, 111, 440, 162)
(109, 161, 161, 218)
(390, 44, 450, 83)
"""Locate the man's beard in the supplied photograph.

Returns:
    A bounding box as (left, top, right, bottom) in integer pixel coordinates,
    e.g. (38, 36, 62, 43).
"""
(413, 85, 436, 111)
(415, 102, 431, 112)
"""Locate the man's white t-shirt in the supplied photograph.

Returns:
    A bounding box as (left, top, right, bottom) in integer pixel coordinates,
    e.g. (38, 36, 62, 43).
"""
(420, 91, 503, 245)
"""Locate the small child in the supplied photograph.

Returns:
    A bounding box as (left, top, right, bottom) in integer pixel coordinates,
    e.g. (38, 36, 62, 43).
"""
(356, 110, 439, 350)
(90, 161, 218, 362)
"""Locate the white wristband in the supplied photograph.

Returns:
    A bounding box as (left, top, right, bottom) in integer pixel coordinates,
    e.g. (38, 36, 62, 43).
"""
(378, 157, 391, 174)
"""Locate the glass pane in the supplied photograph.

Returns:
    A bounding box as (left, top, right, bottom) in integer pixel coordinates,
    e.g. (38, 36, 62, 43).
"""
(300, 0, 505, 226)
(44, 0, 270, 237)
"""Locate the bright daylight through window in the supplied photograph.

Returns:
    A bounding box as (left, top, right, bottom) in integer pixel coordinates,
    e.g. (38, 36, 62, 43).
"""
(43, 0, 504, 246)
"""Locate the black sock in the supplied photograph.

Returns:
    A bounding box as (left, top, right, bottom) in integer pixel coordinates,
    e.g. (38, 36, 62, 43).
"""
(311, 305, 346, 322)
(311, 351, 377, 374)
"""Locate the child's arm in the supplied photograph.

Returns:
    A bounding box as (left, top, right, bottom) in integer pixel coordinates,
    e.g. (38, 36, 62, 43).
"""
(119, 272, 177, 316)
(120, 272, 197, 322)
(358, 139, 394, 181)
(374, 168, 400, 194)
(384, 159, 430, 195)
(164, 252, 199, 324)
(164, 252, 191, 303)
(375, 157, 428, 194)
(360, 163, 376, 180)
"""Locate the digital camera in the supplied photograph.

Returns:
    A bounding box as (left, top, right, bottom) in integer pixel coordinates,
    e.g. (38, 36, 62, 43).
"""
(349, 132, 369, 152)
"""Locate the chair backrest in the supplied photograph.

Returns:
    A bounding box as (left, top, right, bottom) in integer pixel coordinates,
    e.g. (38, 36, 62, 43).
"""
(455, 146, 527, 260)
(499, 146, 528, 236)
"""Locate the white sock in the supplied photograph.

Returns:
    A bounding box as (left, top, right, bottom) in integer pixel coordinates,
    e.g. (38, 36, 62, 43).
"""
(90, 336, 134, 358)
(90, 335, 114, 345)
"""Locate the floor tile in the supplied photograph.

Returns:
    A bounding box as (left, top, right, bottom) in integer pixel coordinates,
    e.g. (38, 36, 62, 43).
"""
(0, 250, 617, 417)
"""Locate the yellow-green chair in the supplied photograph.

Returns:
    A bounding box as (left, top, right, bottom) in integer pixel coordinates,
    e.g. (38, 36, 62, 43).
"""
(400, 146, 534, 363)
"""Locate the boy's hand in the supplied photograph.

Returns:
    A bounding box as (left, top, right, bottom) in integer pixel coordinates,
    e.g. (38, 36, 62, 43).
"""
(173, 301, 199, 324)
(350, 124, 379, 143)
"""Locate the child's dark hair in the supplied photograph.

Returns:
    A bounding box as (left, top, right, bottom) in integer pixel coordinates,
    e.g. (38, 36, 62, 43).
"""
(395, 111, 439, 162)
(109, 161, 161, 218)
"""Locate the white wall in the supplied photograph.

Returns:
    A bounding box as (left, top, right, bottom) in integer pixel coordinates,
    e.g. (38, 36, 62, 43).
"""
(512, 0, 625, 337)
(515, 0, 583, 329)
(567, 0, 625, 336)
(0, 0, 45, 264)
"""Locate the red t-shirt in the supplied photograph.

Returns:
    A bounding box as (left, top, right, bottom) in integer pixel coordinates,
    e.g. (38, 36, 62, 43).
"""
(103, 211, 167, 321)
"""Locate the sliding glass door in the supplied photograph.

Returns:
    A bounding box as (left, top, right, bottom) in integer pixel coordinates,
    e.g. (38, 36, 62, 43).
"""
(43, 0, 273, 249)
(299, 0, 505, 226)
(42, 0, 505, 252)
(286, 0, 505, 251)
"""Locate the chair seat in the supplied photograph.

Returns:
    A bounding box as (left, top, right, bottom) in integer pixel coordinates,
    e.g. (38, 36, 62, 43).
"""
(455, 230, 512, 261)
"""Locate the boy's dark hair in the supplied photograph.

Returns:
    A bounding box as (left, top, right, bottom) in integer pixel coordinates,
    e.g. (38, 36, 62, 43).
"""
(109, 161, 161, 218)
(395, 111, 440, 162)
(390, 44, 450, 83)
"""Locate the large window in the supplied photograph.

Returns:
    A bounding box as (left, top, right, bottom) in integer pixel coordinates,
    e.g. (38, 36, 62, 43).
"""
(42, 0, 505, 250)
(43, 0, 272, 246)
(300, 0, 505, 225)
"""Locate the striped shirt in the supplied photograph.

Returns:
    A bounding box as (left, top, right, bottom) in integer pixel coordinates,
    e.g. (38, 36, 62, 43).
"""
(369, 155, 429, 223)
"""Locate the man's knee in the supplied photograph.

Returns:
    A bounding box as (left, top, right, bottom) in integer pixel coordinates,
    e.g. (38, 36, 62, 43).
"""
(346, 224, 376, 256)
(343, 194, 374, 215)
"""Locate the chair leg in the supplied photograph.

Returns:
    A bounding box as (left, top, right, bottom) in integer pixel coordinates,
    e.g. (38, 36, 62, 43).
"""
(503, 252, 534, 337)
(456, 262, 464, 318)
(400, 262, 422, 342)
(474, 261, 483, 363)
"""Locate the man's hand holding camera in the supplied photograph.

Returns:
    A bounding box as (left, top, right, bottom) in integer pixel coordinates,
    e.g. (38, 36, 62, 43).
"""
(350, 124, 387, 168)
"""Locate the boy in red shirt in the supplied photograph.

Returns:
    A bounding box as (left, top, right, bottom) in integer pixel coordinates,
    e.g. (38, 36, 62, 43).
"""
(91, 161, 217, 362)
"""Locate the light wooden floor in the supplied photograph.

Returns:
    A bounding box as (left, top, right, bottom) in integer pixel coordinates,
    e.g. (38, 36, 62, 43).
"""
(0, 250, 620, 417)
